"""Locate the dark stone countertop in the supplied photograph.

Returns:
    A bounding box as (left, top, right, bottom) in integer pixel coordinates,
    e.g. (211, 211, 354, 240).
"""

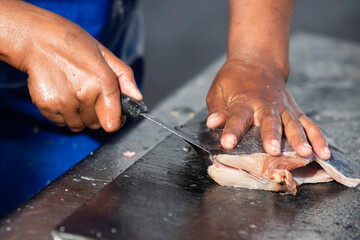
(52, 33, 360, 240)
(1, 32, 360, 240)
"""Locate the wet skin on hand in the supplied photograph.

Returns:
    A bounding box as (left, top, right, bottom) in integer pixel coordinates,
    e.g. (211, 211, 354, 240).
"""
(206, 59, 331, 160)
(0, 1, 143, 132)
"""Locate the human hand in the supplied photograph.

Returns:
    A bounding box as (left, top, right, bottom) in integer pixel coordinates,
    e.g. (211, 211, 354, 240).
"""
(206, 58, 331, 160)
(1, 1, 142, 132)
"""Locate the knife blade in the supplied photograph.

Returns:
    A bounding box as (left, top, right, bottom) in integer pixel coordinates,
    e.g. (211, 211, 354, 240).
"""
(140, 112, 210, 154)
(120, 94, 266, 184)
(120, 94, 210, 153)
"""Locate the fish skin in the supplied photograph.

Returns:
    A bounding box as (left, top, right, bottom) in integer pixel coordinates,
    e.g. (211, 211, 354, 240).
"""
(176, 120, 293, 155)
(315, 147, 360, 187)
(177, 117, 360, 194)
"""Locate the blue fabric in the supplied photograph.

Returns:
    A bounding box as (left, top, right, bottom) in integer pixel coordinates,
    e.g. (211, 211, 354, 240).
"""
(0, 0, 143, 218)
(26, 0, 113, 40)
(0, 0, 113, 89)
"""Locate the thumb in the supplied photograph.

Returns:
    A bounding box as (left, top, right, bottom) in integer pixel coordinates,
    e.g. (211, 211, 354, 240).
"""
(206, 86, 228, 129)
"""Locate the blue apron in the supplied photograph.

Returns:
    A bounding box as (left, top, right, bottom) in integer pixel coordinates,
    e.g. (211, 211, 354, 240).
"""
(0, 0, 143, 218)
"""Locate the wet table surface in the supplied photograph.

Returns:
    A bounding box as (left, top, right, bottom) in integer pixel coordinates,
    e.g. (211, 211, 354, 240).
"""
(1, 33, 360, 240)
(52, 129, 360, 240)
(52, 33, 360, 240)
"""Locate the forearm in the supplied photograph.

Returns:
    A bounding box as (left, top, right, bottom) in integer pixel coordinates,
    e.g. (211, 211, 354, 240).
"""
(228, 0, 294, 78)
(0, 0, 76, 72)
(0, 0, 32, 69)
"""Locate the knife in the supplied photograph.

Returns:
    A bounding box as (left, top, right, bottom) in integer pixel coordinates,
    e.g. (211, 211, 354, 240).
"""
(120, 94, 267, 184)
(120, 94, 210, 154)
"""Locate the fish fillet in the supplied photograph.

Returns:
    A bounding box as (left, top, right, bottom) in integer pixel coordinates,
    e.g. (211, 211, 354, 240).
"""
(176, 119, 360, 195)
(208, 146, 360, 195)
(291, 162, 333, 185)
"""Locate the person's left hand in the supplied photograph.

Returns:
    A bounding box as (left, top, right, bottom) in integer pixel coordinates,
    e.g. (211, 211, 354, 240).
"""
(206, 58, 331, 160)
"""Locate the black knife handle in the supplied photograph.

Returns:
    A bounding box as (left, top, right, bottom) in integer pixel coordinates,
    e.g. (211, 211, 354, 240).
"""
(120, 93, 148, 118)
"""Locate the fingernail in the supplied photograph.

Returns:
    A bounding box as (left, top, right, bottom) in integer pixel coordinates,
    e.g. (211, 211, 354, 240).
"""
(271, 139, 280, 147)
(208, 112, 219, 121)
(132, 89, 143, 100)
(270, 140, 280, 152)
(324, 146, 331, 156)
(224, 134, 237, 147)
(303, 143, 312, 149)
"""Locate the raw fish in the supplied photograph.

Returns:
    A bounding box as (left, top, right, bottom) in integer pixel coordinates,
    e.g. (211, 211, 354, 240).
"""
(177, 117, 360, 195)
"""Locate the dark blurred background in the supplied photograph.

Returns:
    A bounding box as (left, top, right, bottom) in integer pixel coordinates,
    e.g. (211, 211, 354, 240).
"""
(142, 0, 360, 108)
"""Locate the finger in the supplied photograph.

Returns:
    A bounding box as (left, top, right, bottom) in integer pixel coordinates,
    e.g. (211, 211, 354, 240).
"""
(39, 110, 66, 126)
(299, 116, 331, 160)
(282, 110, 312, 157)
(206, 87, 228, 129)
(206, 106, 228, 129)
(79, 103, 101, 130)
(63, 109, 85, 132)
(98, 44, 142, 101)
(95, 75, 122, 132)
(256, 107, 282, 156)
(220, 104, 253, 149)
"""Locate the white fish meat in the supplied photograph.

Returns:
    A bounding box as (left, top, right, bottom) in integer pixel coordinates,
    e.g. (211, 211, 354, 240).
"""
(177, 118, 360, 195)
(209, 152, 333, 195)
(209, 146, 360, 195)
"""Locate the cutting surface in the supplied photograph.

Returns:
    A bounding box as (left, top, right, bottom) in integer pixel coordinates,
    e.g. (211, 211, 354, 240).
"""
(52, 133, 360, 240)
(52, 33, 360, 240)
(1, 33, 360, 240)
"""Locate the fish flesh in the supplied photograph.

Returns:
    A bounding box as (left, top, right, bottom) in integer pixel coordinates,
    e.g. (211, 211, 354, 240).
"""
(209, 150, 339, 195)
(176, 116, 360, 195)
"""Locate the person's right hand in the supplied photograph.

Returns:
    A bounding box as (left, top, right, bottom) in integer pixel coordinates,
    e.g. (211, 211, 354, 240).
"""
(0, 0, 142, 132)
